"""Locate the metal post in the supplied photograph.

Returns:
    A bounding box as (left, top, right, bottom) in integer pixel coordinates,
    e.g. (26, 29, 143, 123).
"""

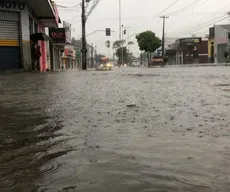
(119, 0, 121, 66)
(121, 27, 124, 65)
(91, 43, 94, 68)
(160, 16, 169, 56)
(81, 0, 87, 70)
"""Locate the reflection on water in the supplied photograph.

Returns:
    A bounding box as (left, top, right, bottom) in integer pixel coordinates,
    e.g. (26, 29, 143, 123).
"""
(0, 103, 67, 191)
(0, 68, 230, 191)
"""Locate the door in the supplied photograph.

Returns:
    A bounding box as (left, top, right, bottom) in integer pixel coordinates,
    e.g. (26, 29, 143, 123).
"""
(0, 11, 21, 70)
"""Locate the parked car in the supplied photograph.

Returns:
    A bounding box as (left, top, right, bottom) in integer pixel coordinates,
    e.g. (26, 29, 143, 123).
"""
(148, 56, 166, 67)
(132, 60, 140, 67)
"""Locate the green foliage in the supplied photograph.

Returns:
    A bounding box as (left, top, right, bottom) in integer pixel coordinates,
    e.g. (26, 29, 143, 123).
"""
(163, 55, 168, 63)
(113, 40, 126, 49)
(115, 46, 129, 64)
(136, 31, 161, 53)
(128, 41, 134, 45)
(105, 40, 110, 48)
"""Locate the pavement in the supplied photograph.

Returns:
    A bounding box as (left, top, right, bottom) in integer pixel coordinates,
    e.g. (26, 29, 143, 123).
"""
(1, 66, 230, 192)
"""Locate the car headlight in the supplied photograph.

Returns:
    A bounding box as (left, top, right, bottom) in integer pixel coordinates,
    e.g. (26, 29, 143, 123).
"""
(101, 64, 103, 67)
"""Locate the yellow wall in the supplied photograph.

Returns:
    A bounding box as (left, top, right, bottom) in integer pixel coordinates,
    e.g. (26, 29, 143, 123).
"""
(208, 38, 214, 57)
(0, 40, 19, 46)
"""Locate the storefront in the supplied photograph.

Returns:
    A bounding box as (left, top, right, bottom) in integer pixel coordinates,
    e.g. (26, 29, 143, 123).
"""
(166, 49, 176, 65)
(0, 0, 60, 71)
(61, 46, 76, 69)
(174, 37, 208, 64)
(49, 27, 67, 71)
(0, 1, 26, 70)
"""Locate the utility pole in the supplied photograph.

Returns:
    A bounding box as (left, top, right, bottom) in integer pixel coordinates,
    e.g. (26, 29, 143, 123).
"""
(119, 0, 121, 66)
(121, 25, 124, 65)
(126, 27, 131, 65)
(160, 16, 169, 56)
(81, 0, 87, 70)
(91, 43, 94, 68)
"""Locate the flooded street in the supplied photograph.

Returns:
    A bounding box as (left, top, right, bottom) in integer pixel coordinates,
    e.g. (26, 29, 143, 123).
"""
(1, 67, 230, 192)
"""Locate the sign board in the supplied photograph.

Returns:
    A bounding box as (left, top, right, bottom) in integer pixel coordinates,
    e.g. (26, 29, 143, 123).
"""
(179, 37, 202, 45)
(63, 21, 71, 44)
(0, 0, 26, 11)
(49, 28, 66, 43)
(64, 48, 75, 57)
(166, 49, 176, 54)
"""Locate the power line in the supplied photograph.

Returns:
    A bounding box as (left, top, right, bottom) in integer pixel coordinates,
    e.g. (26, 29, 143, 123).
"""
(169, 15, 229, 36)
(86, 0, 101, 19)
(170, 14, 228, 35)
(125, 0, 180, 40)
(165, 0, 210, 16)
(191, 16, 229, 32)
(160, 16, 169, 55)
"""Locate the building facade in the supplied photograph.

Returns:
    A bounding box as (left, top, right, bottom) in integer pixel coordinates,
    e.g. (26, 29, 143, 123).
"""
(166, 37, 208, 64)
(61, 45, 76, 69)
(0, 0, 60, 71)
(208, 25, 230, 63)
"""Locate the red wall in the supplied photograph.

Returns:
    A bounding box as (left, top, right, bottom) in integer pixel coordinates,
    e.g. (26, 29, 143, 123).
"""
(38, 24, 47, 71)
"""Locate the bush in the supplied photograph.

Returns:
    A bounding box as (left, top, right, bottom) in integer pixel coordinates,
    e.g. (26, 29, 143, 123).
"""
(163, 55, 168, 64)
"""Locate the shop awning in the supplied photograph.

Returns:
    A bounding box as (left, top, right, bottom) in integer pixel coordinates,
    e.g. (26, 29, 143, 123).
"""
(30, 33, 52, 42)
(27, 0, 59, 28)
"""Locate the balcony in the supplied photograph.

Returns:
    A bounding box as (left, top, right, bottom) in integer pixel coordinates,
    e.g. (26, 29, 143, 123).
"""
(27, 0, 60, 28)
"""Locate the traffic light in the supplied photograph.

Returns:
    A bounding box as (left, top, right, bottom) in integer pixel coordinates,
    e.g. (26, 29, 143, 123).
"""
(228, 32, 230, 39)
(105, 28, 111, 36)
(124, 29, 126, 35)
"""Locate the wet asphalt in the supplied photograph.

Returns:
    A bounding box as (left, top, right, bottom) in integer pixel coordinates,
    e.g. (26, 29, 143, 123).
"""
(0, 66, 230, 192)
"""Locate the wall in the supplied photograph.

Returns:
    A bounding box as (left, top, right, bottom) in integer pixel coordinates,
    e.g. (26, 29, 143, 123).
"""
(214, 25, 228, 63)
(20, 5, 31, 71)
(208, 38, 214, 57)
(0, 1, 31, 70)
(175, 40, 208, 64)
(208, 38, 214, 63)
(38, 24, 47, 71)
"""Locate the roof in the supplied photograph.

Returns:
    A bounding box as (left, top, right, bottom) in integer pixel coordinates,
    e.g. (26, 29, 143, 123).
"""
(219, 24, 230, 32)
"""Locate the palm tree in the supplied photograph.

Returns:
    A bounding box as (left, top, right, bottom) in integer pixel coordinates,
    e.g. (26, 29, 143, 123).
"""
(105, 40, 110, 48)
(128, 41, 134, 45)
(105, 40, 111, 57)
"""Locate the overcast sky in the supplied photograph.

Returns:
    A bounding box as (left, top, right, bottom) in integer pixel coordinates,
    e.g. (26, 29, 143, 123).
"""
(56, 0, 230, 56)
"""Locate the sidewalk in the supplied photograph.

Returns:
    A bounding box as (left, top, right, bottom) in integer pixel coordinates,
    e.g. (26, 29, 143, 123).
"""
(167, 63, 230, 67)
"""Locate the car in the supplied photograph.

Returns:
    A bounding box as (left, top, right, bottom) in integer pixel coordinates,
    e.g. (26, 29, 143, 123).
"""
(148, 56, 166, 67)
(96, 57, 113, 71)
(132, 60, 140, 67)
(96, 62, 113, 71)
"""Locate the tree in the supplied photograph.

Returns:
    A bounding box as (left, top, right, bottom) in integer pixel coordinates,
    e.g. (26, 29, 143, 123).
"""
(136, 31, 161, 62)
(105, 40, 110, 48)
(128, 41, 134, 45)
(116, 46, 129, 64)
(113, 40, 125, 49)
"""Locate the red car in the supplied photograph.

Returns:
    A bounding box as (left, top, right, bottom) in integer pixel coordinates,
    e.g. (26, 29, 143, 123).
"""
(148, 56, 166, 67)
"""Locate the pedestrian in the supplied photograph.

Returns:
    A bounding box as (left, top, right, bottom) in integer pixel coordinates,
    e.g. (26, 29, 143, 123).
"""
(35, 45, 41, 71)
(31, 41, 37, 72)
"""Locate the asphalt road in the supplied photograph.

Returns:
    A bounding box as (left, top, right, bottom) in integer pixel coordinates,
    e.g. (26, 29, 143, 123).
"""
(1, 67, 230, 192)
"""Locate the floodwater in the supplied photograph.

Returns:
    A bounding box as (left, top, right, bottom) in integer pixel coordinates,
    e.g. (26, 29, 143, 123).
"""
(0, 67, 230, 192)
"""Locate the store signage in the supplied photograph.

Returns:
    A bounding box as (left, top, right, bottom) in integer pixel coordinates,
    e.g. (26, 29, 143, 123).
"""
(49, 28, 66, 43)
(166, 49, 176, 54)
(179, 37, 202, 45)
(0, 0, 25, 10)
